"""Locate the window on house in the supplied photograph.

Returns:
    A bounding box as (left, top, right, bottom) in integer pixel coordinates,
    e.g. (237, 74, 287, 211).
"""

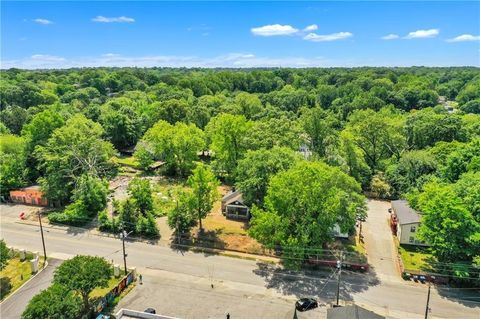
(409, 237, 414, 243)
(410, 226, 416, 233)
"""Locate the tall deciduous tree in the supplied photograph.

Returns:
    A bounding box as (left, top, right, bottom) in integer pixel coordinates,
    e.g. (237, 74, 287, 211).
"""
(53, 255, 112, 312)
(138, 120, 204, 176)
(127, 178, 153, 215)
(206, 114, 251, 177)
(36, 114, 115, 204)
(236, 147, 299, 207)
(410, 181, 480, 263)
(249, 161, 366, 268)
(21, 284, 83, 319)
(0, 134, 28, 196)
(187, 164, 219, 231)
(346, 108, 406, 173)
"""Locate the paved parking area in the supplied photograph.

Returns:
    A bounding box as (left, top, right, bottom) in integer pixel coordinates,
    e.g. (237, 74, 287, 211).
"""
(0, 203, 40, 220)
(116, 267, 327, 319)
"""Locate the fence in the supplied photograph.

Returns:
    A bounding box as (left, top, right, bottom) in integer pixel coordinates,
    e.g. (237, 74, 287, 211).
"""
(92, 271, 136, 316)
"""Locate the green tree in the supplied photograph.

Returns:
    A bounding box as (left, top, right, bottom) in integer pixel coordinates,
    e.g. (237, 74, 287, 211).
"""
(0, 240, 10, 270)
(410, 182, 480, 262)
(167, 193, 196, 236)
(386, 150, 438, 196)
(236, 147, 299, 207)
(21, 284, 83, 319)
(206, 114, 252, 177)
(405, 108, 466, 149)
(53, 255, 112, 313)
(0, 134, 28, 196)
(127, 178, 153, 215)
(249, 161, 366, 268)
(72, 174, 109, 214)
(99, 104, 143, 150)
(119, 198, 139, 233)
(186, 164, 219, 231)
(301, 107, 340, 158)
(140, 120, 204, 176)
(36, 115, 115, 204)
(346, 108, 406, 173)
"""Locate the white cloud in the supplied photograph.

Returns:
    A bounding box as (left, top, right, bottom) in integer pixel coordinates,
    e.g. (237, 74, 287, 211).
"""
(30, 54, 66, 62)
(382, 34, 399, 40)
(404, 29, 439, 39)
(92, 16, 135, 23)
(303, 24, 318, 32)
(446, 34, 480, 42)
(0, 53, 338, 69)
(303, 32, 353, 42)
(251, 24, 299, 36)
(33, 18, 53, 25)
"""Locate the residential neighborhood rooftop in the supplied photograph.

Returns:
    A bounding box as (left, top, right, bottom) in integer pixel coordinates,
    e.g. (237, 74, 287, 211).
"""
(391, 200, 422, 225)
(327, 305, 385, 319)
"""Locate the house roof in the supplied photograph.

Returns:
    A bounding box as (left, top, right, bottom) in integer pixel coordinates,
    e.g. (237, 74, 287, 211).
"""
(327, 305, 385, 319)
(22, 185, 42, 191)
(391, 200, 421, 225)
(221, 190, 244, 205)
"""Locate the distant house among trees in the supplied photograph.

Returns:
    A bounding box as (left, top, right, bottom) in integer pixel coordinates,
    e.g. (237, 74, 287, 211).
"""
(10, 185, 48, 206)
(390, 200, 429, 246)
(221, 189, 250, 220)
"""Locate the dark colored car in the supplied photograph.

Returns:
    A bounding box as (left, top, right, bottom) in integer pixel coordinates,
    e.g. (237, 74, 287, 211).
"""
(295, 298, 318, 312)
(144, 308, 156, 314)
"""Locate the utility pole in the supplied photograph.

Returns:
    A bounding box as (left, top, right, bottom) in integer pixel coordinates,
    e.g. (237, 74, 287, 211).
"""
(335, 252, 343, 306)
(424, 283, 431, 319)
(38, 211, 47, 268)
(121, 224, 133, 275)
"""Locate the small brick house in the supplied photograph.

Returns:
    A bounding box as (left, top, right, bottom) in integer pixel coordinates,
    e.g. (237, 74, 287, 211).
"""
(10, 185, 48, 206)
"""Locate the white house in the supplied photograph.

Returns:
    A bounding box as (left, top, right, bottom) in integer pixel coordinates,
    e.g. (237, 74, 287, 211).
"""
(390, 200, 429, 246)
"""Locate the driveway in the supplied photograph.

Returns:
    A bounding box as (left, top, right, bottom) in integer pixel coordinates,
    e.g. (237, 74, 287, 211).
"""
(363, 199, 399, 282)
(0, 258, 61, 319)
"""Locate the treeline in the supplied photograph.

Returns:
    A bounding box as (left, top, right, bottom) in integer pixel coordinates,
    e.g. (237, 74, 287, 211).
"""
(1, 67, 479, 271)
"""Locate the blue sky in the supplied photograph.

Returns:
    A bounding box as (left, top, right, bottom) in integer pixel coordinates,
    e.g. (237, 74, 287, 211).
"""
(2, 1, 479, 68)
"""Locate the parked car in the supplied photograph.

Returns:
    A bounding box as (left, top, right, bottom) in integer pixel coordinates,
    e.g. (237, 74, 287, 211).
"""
(144, 308, 156, 314)
(295, 298, 318, 312)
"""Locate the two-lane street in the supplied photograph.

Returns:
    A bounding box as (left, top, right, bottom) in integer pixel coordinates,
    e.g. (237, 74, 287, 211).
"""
(1, 203, 478, 319)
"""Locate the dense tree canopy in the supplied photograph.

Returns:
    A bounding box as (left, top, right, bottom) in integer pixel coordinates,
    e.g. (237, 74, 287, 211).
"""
(249, 161, 366, 267)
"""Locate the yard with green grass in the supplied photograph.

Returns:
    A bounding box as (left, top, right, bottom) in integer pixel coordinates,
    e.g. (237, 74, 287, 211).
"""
(0, 254, 45, 300)
(398, 244, 435, 272)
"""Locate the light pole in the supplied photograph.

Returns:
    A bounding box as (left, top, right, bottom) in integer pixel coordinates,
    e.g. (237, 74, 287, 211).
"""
(38, 210, 47, 268)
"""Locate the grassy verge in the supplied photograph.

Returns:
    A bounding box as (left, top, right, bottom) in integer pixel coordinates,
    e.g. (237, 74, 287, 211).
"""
(398, 244, 434, 272)
(113, 156, 141, 169)
(90, 276, 122, 299)
(0, 255, 45, 300)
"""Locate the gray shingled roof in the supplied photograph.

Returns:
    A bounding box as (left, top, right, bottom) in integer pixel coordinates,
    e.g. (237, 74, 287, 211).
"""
(221, 190, 244, 205)
(327, 305, 385, 319)
(391, 200, 421, 225)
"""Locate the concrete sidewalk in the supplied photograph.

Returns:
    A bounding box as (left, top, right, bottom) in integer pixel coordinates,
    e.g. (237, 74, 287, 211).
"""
(0, 258, 62, 319)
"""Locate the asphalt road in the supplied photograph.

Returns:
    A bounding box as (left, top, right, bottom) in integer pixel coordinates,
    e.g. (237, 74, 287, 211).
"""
(0, 258, 61, 319)
(0, 202, 479, 319)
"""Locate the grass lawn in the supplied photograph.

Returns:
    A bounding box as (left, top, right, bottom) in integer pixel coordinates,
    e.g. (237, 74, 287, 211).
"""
(398, 244, 434, 272)
(0, 255, 45, 300)
(113, 156, 141, 170)
(194, 185, 265, 254)
(90, 276, 122, 299)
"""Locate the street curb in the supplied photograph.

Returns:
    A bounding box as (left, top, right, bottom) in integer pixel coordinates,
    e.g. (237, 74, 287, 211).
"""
(0, 257, 49, 304)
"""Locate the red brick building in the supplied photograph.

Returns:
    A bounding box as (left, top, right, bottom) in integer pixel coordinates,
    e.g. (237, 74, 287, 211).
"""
(10, 185, 48, 206)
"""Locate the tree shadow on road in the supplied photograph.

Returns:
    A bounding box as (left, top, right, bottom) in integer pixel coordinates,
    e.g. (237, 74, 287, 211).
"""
(435, 286, 480, 309)
(252, 262, 380, 304)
